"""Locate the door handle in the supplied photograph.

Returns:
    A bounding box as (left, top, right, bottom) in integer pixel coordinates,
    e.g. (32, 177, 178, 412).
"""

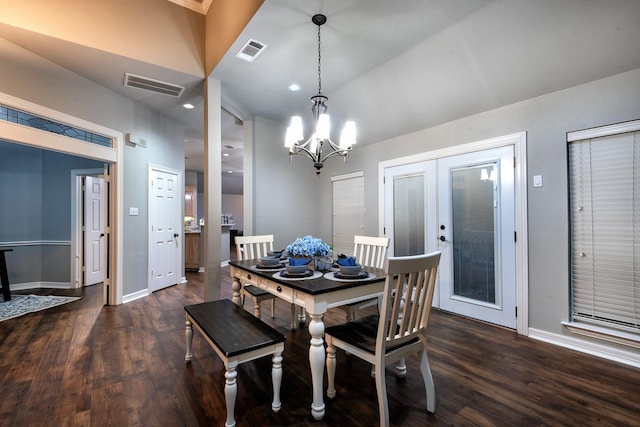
(100, 233, 105, 238)
(439, 235, 447, 242)
(174, 233, 179, 238)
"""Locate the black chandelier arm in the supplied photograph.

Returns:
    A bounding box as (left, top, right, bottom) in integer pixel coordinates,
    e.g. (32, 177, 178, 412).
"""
(289, 144, 320, 163)
(318, 139, 350, 163)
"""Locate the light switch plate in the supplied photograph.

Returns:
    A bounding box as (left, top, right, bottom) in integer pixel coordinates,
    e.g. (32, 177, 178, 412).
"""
(129, 207, 139, 216)
(533, 175, 543, 188)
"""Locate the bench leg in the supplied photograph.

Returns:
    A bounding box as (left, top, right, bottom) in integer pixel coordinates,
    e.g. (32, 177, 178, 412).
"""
(253, 299, 261, 319)
(271, 351, 283, 413)
(185, 318, 193, 361)
(224, 361, 238, 427)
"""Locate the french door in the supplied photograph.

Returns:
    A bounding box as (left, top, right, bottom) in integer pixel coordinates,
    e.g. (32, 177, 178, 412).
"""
(384, 145, 516, 328)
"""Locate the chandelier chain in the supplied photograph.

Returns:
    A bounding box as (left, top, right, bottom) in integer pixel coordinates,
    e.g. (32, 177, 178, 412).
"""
(317, 22, 322, 95)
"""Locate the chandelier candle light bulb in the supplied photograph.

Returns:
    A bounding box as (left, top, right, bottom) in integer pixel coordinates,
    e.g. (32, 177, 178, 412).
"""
(284, 13, 356, 174)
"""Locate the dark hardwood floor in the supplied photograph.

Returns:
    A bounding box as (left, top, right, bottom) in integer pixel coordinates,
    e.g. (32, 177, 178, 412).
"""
(1, 267, 639, 426)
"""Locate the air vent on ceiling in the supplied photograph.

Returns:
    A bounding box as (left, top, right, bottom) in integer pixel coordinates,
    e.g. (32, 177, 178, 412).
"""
(123, 73, 185, 97)
(235, 39, 267, 62)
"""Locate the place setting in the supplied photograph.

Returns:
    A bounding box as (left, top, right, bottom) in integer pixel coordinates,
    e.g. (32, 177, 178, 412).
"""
(324, 255, 376, 282)
(272, 256, 323, 280)
(252, 254, 286, 271)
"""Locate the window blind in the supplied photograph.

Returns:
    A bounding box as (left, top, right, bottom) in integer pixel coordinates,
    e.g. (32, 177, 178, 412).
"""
(569, 130, 640, 333)
(332, 173, 364, 257)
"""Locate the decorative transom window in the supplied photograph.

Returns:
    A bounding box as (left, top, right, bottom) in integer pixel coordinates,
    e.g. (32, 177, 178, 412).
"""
(0, 104, 112, 147)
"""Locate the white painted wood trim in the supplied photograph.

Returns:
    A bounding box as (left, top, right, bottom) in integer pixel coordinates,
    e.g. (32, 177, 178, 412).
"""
(567, 119, 640, 142)
(330, 170, 364, 181)
(528, 327, 640, 369)
(10, 281, 72, 290)
(122, 288, 149, 304)
(0, 240, 71, 247)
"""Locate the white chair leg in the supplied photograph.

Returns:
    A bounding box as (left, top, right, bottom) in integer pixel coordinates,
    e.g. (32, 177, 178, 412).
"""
(326, 343, 337, 398)
(394, 357, 407, 378)
(253, 299, 261, 319)
(224, 363, 238, 427)
(419, 347, 436, 413)
(374, 361, 389, 427)
(271, 351, 283, 413)
(290, 304, 297, 329)
(184, 319, 193, 361)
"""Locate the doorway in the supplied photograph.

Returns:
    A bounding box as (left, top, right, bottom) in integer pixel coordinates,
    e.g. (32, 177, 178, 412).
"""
(381, 133, 528, 332)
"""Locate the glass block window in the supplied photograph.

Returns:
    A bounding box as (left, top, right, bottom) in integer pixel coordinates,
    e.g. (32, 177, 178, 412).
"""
(0, 104, 112, 147)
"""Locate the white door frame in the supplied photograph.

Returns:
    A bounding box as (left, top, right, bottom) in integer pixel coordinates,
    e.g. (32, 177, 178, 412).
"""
(1, 92, 123, 305)
(379, 132, 529, 335)
(71, 168, 105, 288)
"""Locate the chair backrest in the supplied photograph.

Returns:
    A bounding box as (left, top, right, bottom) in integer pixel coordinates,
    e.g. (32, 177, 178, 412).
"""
(377, 251, 441, 353)
(235, 234, 274, 261)
(353, 235, 389, 269)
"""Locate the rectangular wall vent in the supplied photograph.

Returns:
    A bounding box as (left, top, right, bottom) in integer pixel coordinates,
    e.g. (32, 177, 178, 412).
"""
(235, 39, 267, 62)
(123, 73, 185, 97)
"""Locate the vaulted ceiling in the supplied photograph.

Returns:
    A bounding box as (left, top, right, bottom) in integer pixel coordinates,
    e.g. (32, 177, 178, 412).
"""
(1, 0, 639, 194)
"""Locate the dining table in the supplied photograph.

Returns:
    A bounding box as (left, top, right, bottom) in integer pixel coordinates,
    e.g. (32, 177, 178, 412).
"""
(228, 258, 386, 420)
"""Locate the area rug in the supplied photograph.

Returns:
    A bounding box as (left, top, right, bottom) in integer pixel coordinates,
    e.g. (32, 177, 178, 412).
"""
(0, 294, 81, 322)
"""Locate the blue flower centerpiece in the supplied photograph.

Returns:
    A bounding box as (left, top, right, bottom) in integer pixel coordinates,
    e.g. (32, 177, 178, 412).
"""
(286, 235, 332, 270)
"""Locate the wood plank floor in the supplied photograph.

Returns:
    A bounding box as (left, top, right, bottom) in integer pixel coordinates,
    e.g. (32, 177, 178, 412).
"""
(1, 268, 639, 426)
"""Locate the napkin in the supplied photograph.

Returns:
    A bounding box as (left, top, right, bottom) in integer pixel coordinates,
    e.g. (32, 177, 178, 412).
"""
(336, 256, 357, 266)
(289, 257, 312, 266)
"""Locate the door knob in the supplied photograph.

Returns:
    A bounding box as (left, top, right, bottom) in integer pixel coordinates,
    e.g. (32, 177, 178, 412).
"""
(439, 235, 446, 242)
(100, 233, 105, 237)
(174, 233, 179, 238)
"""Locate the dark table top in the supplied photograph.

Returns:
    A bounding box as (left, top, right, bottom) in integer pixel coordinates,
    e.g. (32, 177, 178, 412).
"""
(229, 259, 386, 296)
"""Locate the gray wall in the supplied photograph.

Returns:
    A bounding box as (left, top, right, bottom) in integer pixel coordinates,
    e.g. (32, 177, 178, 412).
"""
(0, 37, 186, 296)
(253, 116, 323, 250)
(252, 68, 640, 340)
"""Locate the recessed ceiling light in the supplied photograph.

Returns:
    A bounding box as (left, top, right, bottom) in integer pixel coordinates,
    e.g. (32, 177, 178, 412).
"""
(223, 153, 230, 157)
(182, 103, 195, 109)
(227, 170, 233, 173)
(288, 83, 301, 92)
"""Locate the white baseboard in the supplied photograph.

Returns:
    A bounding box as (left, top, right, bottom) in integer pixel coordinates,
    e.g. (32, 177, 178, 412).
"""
(122, 288, 149, 303)
(528, 328, 640, 369)
(10, 281, 72, 290)
(180, 276, 188, 284)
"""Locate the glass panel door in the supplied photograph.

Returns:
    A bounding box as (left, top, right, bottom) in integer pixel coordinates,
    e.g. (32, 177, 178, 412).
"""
(437, 146, 516, 328)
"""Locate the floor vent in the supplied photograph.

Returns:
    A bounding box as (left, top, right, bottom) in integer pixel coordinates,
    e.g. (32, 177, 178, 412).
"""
(123, 73, 185, 97)
(235, 39, 267, 62)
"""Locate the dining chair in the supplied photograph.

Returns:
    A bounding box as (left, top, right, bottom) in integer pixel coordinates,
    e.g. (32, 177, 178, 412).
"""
(338, 235, 389, 321)
(235, 234, 277, 319)
(325, 251, 441, 425)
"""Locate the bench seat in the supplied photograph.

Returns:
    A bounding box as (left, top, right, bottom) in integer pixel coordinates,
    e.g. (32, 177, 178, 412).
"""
(185, 299, 285, 427)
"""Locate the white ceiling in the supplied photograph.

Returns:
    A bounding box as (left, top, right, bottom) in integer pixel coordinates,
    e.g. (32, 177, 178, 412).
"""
(1, 0, 639, 194)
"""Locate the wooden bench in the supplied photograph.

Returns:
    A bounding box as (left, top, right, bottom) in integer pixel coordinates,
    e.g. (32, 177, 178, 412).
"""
(184, 299, 285, 427)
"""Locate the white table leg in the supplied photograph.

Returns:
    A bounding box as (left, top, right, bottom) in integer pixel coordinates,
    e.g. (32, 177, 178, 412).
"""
(308, 312, 325, 420)
(231, 276, 242, 306)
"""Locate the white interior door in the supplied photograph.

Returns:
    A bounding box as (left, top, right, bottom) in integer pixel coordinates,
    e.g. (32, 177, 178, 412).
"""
(84, 176, 105, 286)
(383, 145, 517, 328)
(437, 146, 516, 328)
(149, 166, 180, 292)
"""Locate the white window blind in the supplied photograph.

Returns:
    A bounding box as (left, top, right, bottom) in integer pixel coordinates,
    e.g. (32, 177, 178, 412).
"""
(569, 130, 640, 334)
(332, 172, 364, 257)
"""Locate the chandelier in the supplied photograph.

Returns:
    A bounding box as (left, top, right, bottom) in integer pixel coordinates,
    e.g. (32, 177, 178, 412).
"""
(284, 14, 356, 175)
